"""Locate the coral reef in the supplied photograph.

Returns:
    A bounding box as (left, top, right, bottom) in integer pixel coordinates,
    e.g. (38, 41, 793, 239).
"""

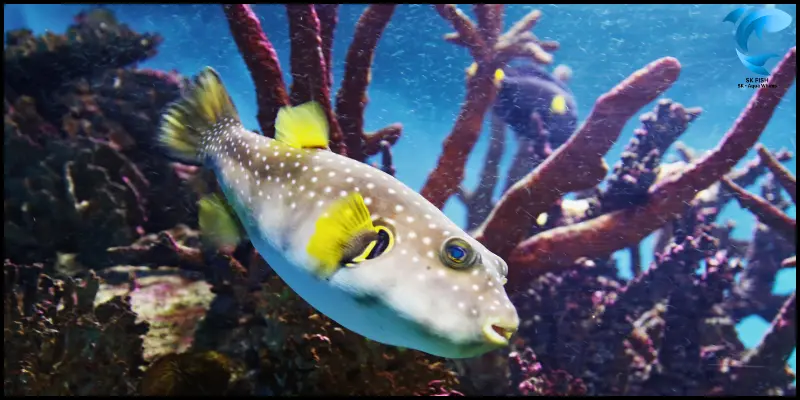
(4, 261, 148, 395)
(3, 4, 796, 397)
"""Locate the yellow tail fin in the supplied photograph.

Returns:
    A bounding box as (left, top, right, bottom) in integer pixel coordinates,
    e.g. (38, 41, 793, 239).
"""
(158, 67, 240, 164)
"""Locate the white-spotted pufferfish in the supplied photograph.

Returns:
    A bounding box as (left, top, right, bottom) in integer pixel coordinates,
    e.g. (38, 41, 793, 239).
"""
(158, 67, 520, 359)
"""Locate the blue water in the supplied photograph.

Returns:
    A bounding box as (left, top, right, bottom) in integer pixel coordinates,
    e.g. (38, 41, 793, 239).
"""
(5, 3, 795, 377)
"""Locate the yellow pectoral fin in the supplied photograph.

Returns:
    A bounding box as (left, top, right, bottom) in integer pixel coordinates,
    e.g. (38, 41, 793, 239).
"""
(550, 94, 568, 115)
(198, 193, 245, 250)
(307, 192, 375, 278)
(274, 101, 330, 149)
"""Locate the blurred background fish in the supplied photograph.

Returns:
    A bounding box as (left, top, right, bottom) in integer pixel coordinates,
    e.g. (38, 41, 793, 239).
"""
(493, 61, 578, 150)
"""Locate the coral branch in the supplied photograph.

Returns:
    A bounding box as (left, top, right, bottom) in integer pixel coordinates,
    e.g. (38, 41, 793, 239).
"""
(457, 113, 507, 231)
(505, 47, 796, 276)
(720, 177, 796, 243)
(315, 4, 339, 92)
(371, 139, 396, 177)
(335, 4, 398, 162)
(285, 5, 345, 154)
(473, 4, 504, 47)
(756, 143, 796, 203)
(476, 56, 681, 259)
(740, 291, 797, 369)
(731, 292, 797, 394)
(422, 6, 557, 209)
(222, 4, 289, 137)
(433, 5, 488, 62)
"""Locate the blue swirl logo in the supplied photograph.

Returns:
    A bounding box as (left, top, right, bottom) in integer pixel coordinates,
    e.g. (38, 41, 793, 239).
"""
(723, 6, 793, 76)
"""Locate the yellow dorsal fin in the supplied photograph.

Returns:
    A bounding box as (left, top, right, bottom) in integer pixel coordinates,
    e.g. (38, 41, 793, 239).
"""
(198, 193, 245, 251)
(306, 192, 376, 278)
(550, 94, 568, 115)
(274, 101, 330, 149)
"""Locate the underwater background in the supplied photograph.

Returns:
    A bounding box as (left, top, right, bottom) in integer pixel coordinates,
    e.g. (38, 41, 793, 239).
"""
(4, 3, 796, 396)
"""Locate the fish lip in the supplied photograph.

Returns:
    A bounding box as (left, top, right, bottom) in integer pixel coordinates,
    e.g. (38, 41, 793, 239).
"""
(482, 321, 517, 346)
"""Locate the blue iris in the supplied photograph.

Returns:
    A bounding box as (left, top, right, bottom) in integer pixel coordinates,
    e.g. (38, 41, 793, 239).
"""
(447, 245, 466, 261)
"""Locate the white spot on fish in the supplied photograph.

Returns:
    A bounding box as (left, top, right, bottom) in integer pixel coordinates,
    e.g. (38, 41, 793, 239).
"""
(408, 232, 417, 239)
(406, 216, 415, 223)
(422, 237, 431, 245)
(395, 205, 404, 212)
(364, 197, 373, 205)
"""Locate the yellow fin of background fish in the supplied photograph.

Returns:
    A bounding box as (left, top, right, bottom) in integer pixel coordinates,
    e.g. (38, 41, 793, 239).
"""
(307, 192, 376, 278)
(274, 101, 330, 149)
(198, 193, 244, 250)
(550, 94, 568, 115)
(158, 67, 240, 164)
(466, 62, 505, 87)
(493, 68, 505, 86)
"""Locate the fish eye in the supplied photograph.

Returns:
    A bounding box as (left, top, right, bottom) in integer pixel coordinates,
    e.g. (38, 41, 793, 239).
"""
(496, 258, 509, 285)
(440, 237, 478, 270)
(497, 258, 509, 277)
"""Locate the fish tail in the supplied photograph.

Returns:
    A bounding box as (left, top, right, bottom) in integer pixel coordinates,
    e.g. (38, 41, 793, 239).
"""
(158, 67, 240, 165)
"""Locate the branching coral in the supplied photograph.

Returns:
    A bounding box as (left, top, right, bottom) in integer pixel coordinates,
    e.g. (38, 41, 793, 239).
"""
(500, 48, 795, 282)
(421, 5, 560, 209)
(223, 4, 401, 162)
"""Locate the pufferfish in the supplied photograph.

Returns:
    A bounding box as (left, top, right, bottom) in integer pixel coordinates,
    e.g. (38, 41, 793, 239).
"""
(158, 67, 520, 359)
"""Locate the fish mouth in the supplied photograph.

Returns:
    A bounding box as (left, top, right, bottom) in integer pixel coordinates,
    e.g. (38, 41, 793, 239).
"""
(482, 321, 518, 346)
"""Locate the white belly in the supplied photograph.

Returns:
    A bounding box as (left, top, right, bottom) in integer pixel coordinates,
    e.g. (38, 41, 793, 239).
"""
(246, 221, 416, 349)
